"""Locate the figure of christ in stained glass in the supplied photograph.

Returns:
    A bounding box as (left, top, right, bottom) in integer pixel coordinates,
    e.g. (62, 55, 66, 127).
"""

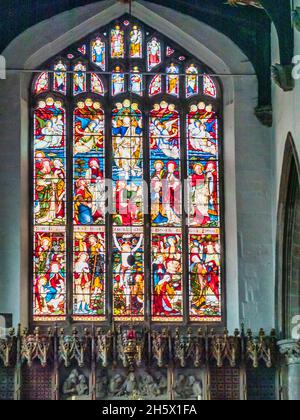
(147, 38, 161, 71)
(73, 62, 87, 96)
(113, 230, 144, 320)
(34, 72, 48, 95)
(53, 61, 67, 95)
(112, 100, 143, 226)
(130, 26, 143, 58)
(111, 26, 125, 59)
(91, 37, 105, 70)
(166, 64, 180, 97)
(186, 64, 199, 98)
(189, 231, 221, 321)
(73, 229, 105, 319)
(152, 231, 183, 320)
(33, 230, 66, 319)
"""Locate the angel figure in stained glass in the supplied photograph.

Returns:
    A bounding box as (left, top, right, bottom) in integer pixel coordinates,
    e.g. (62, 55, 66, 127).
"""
(130, 26, 142, 58)
(36, 115, 64, 149)
(150, 103, 180, 160)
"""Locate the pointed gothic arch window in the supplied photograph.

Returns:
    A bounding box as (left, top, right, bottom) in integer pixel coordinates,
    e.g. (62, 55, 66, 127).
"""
(31, 16, 224, 325)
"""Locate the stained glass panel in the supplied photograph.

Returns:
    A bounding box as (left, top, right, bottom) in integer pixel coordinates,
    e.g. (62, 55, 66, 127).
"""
(113, 228, 144, 320)
(152, 229, 183, 321)
(147, 38, 162, 71)
(54, 61, 67, 95)
(203, 74, 217, 98)
(130, 67, 143, 96)
(73, 227, 106, 320)
(166, 64, 180, 97)
(149, 74, 162, 97)
(186, 64, 199, 98)
(91, 73, 105, 96)
(111, 26, 125, 59)
(32, 17, 222, 324)
(33, 97, 67, 321)
(34, 72, 49, 95)
(73, 98, 106, 320)
(73, 62, 87, 96)
(91, 37, 106, 70)
(130, 26, 143, 58)
(112, 67, 125, 96)
(189, 230, 221, 321)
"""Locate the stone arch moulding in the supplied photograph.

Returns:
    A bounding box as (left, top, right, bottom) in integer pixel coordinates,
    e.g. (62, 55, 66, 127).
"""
(1, 0, 267, 330)
(276, 133, 300, 337)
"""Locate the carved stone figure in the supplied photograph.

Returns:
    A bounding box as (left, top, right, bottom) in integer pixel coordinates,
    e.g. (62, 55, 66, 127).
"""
(62, 369, 89, 399)
(120, 372, 137, 396)
(109, 373, 124, 396)
(96, 371, 108, 399)
(174, 374, 203, 400)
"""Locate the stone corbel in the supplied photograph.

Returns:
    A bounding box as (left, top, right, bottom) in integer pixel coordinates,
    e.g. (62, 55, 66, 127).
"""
(246, 329, 277, 368)
(210, 329, 241, 368)
(254, 105, 272, 127)
(59, 328, 90, 368)
(278, 339, 300, 365)
(152, 328, 169, 368)
(21, 327, 52, 368)
(0, 328, 16, 367)
(271, 64, 295, 92)
(96, 328, 113, 368)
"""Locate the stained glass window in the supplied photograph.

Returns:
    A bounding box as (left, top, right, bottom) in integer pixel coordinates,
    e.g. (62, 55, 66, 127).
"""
(31, 17, 223, 324)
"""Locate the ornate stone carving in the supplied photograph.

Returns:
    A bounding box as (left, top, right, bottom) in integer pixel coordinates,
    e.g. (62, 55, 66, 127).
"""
(174, 374, 203, 400)
(59, 328, 90, 368)
(278, 339, 300, 366)
(62, 369, 89, 400)
(21, 327, 52, 368)
(106, 370, 168, 400)
(96, 329, 113, 368)
(174, 328, 205, 368)
(246, 329, 277, 368)
(117, 328, 144, 370)
(272, 64, 295, 92)
(0, 328, 15, 367)
(227, 0, 263, 8)
(210, 329, 240, 368)
(152, 329, 169, 368)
